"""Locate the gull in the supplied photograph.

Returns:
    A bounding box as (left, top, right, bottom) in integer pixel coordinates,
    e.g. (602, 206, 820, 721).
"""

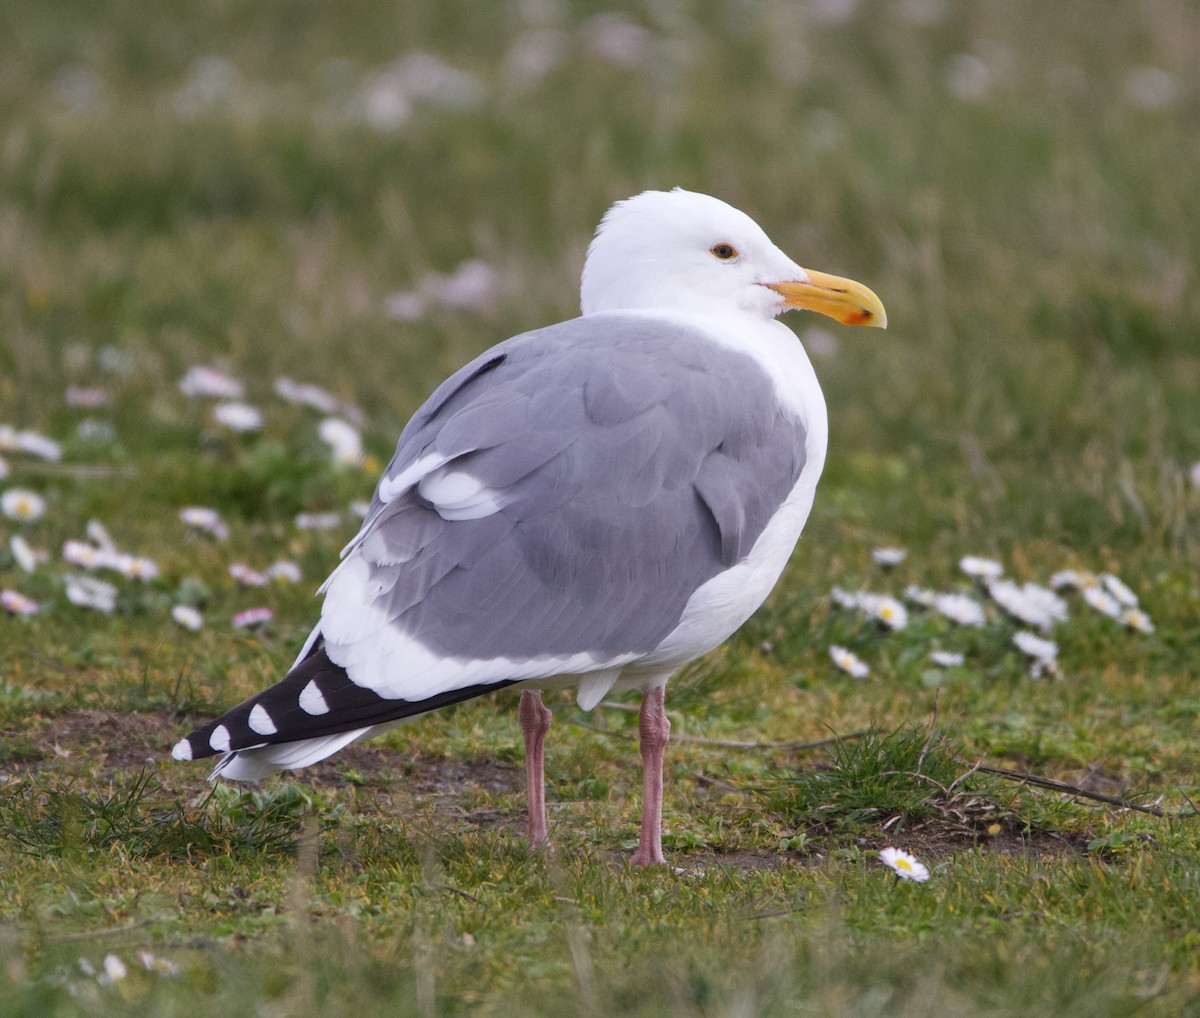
(172, 188, 885, 864)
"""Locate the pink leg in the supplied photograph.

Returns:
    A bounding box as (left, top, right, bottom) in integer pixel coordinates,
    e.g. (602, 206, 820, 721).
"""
(518, 689, 553, 847)
(630, 685, 671, 865)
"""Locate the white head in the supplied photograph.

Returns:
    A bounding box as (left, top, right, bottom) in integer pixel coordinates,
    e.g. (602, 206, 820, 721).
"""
(580, 188, 885, 327)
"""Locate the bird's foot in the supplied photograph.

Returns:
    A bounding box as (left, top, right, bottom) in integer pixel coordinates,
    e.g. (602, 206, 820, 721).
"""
(630, 845, 666, 866)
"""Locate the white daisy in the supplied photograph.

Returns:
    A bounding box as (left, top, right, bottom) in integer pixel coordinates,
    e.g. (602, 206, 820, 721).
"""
(1, 589, 41, 615)
(65, 575, 118, 613)
(350, 499, 371, 518)
(274, 377, 341, 414)
(229, 563, 268, 587)
(960, 555, 1004, 581)
(871, 546, 907, 567)
(318, 417, 363, 465)
(903, 585, 937, 607)
(10, 536, 46, 574)
(932, 592, 987, 627)
(437, 259, 497, 311)
(179, 365, 244, 400)
(929, 650, 965, 668)
(295, 511, 343, 530)
(171, 604, 204, 631)
(85, 520, 118, 552)
(13, 430, 62, 461)
(232, 606, 273, 629)
(830, 586, 861, 609)
(1082, 586, 1123, 620)
(988, 579, 1068, 631)
(1121, 608, 1155, 634)
(829, 645, 869, 679)
(265, 560, 302, 583)
(116, 555, 160, 581)
(879, 846, 930, 882)
(1049, 569, 1098, 591)
(63, 540, 107, 569)
(859, 593, 908, 630)
(1100, 573, 1138, 608)
(136, 951, 180, 976)
(1012, 630, 1059, 678)
(179, 506, 230, 540)
(66, 386, 110, 408)
(100, 954, 127, 985)
(1, 488, 46, 522)
(212, 401, 262, 432)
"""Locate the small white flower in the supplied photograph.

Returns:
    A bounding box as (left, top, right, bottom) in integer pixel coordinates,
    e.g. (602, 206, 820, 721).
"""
(66, 385, 109, 407)
(1049, 569, 1097, 591)
(295, 511, 342, 530)
(179, 365, 244, 400)
(318, 417, 363, 465)
(65, 575, 118, 613)
(830, 586, 861, 609)
(929, 650, 964, 668)
(1191, 461, 1200, 490)
(1082, 586, 1123, 620)
(581, 12, 650, 67)
(10, 535, 46, 573)
(14, 430, 63, 461)
(1012, 630, 1059, 678)
(383, 290, 428, 321)
(860, 593, 908, 630)
(1100, 573, 1138, 608)
(988, 579, 1068, 631)
(945, 53, 991, 102)
(136, 950, 180, 976)
(879, 846, 930, 882)
(932, 592, 987, 627)
(350, 499, 371, 518)
(171, 604, 203, 631)
(829, 645, 869, 679)
(960, 556, 1004, 581)
(265, 560, 302, 583)
(229, 563, 268, 587)
(232, 606, 273, 629)
(1124, 66, 1178, 110)
(179, 506, 230, 540)
(63, 540, 107, 569)
(1121, 608, 1155, 634)
(212, 401, 262, 433)
(1, 589, 41, 615)
(437, 259, 497, 311)
(871, 546, 907, 567)
(274, 377, 341, 414)
(100, 954, 127, 984)
(116, 555, 160, 581)
(903, 585, 937, 607)
(1, 488, 46, 522)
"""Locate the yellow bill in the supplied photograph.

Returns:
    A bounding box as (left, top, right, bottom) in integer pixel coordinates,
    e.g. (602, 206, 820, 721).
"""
(765, 269, 887, 328)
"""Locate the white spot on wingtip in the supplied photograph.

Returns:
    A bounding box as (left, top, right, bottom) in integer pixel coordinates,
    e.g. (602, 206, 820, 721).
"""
(299, 680, 330, 716)
(171, 738, 193, 761)
(209, 724, 231, 752)
(248, 703, 278, 736)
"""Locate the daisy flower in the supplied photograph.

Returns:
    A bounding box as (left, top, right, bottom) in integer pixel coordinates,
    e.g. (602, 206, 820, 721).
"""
(266, 560, 302, 583)
(99, 954, 128, 985)
(871, 546, 907, 567)
(960, 555, 1003, 581)
(63, 540, 109, 570)
(350, 499, 372, 518)
(1, 488, 46, 522)
(830, 586, 861, 609)
(10, 536, 46, 573)
(318, 417, 363, 465)
(7, 429, 62, 461)
(274, 377, 341, 414)
(830, 645, 869, 679)
(116, 555, 160, 581)
(1082, 586, 1123, 620)
(932, 592, 987, 627)
(1, 589, 40, 615)
(171, 604, 204, 631)
(929, 650, 964, 668)
(1121, 608, 1155, 634)
(229, 563, 269, 587)
(1100, 573, 1138, 608)
(65, 575, 118, 613)
(212, 401, 262, 432)
(1049, 569, 1097, 591)
(1012, 630, 1059, 678)
(859, 593, 908, 630)
(903, 585, 937, 607)
(179, 365, 244, 400)
(232, 606, 273, 629)
(988, 579, 1068, 631)
(179, 506, 230, 540)
(879, 847, 930, 883)
(66, 385, 110, 408)
(295, 511, 343, 530)
(136, 951, 180, 976)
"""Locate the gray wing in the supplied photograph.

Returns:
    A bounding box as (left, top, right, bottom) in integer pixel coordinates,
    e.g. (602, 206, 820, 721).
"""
(320, 313, 806, 693)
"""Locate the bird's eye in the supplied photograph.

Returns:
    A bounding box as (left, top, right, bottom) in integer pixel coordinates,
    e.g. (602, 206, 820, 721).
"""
(710, 243, 738, 261)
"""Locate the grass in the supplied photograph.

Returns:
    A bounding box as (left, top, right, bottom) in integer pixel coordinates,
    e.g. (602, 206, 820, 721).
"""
(2, 0, 1200, 1013)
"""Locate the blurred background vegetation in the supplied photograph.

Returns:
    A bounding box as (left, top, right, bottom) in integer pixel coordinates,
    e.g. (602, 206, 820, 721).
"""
(1, 0, 1199, 1014)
